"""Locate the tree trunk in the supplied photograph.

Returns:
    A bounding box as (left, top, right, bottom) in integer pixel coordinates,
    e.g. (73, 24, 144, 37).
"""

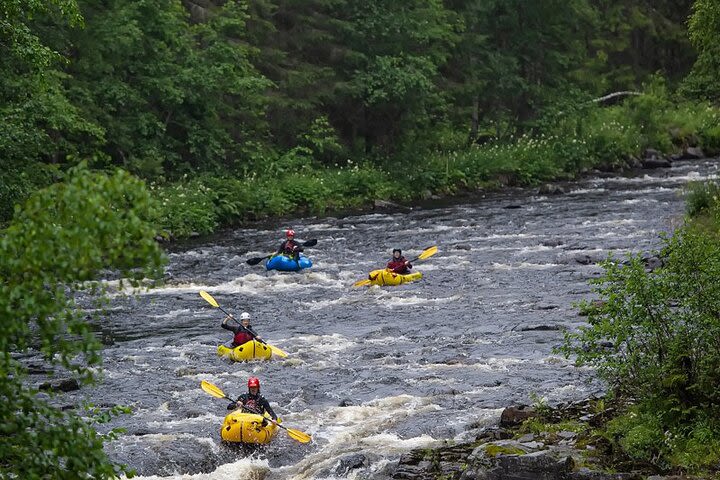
(469, 95, 479, 144)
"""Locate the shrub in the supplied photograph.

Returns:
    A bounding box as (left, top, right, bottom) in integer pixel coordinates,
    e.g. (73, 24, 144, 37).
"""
(685, 181, 720, 217)
(561, 225, 720, 471)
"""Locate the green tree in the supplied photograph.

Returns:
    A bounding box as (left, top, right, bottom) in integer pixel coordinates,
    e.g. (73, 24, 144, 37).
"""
(0, 166, 165, 478)
(683, 0, 720, 101)
(335, 0, 459, 154)
(0, 0, 104, 221)
(584, 0, 694, 93)
(444, 0, 596, 140)
(61, 0, 269, 178)
(244, 0, 345, 151)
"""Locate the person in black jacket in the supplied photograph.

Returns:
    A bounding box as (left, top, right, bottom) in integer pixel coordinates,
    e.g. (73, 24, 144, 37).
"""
(277, 229, 303, 261)
(227, 377, 277, 424)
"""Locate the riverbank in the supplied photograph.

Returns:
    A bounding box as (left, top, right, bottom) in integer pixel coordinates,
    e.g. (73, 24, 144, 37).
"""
(152, 97, 720, 240)
(383, 398, 715, 480)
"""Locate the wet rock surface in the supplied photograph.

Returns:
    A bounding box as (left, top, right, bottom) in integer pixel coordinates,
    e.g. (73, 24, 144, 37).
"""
(386, 401, 700, 480)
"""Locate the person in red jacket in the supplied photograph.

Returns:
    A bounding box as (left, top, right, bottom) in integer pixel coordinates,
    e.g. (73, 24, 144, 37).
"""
(277, 229, 303, 260)
(221, 312, 261, 347)
(387, 248, 412, 274)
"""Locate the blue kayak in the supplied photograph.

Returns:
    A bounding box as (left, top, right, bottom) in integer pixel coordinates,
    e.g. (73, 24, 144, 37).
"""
(266, 254, 312, 272)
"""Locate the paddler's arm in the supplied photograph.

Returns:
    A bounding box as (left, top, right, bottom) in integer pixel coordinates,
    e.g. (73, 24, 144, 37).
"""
(221, 316, 239, 333)
(261, 398, 277, 420)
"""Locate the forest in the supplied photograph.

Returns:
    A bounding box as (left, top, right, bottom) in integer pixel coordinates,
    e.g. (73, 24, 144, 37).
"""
(2, 0, 719, 237)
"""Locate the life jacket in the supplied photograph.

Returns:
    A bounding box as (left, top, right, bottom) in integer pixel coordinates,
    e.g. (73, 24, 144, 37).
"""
(280, 240, 300, 255)
(387, 257, 410, 273)
(233, 331, 253, 346)
(242, 393, 262, 413)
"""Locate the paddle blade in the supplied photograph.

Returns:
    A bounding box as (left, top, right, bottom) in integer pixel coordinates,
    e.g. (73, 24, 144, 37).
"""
(246, 256, 268, 266)
(201, 380, 228, 400)
(352, 279, 372, 288)
(302, 239, 318, 247)
(199, 291, 219, 308)
(417, 246, 438, 260)
(268, 344, 289, 358)
(286, 427, 312, 443)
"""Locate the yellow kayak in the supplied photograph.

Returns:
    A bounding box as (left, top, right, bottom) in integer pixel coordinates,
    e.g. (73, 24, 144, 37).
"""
(221, 411, 278, 444)
(217, 339, 272, 362)
(368, 268, 423, 286)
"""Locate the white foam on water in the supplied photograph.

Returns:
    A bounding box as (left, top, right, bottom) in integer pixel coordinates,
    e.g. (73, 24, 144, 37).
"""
(146, 412, 222, 428)
(275, 395, 442, 480)
(360, 432, 437, 448)
(127, 457, 270, 480)
(491, 262, 560, 270)
(581, 218, 637, 227)
(620, 198, 659, 205)
(593, 172, 716, 184)
(362, 335, 410, 345)
(298, 296, 366, 312)
(567, 187, 606, 195)
(379, 295, 462, 308)
(151, 309, 194, 319)
(473, 357, 529, 372)
(292, 333, 356, 353)
(515, 244, 556, 254)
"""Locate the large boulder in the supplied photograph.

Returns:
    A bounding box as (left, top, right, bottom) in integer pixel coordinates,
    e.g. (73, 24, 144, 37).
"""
(537, 184, 566, 195)
(680, 146, 705, 160)
(39, 378, 80, 393)
(460, 450, 573, 480)
(334, 453, 368, 476)
(641, 149, 672, 168)
(499, 406, 537, 428)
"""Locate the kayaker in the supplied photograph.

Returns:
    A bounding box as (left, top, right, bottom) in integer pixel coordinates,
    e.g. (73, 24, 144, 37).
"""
(277, 229, 303, 261)
(221, 312, 261, 347)
(227, 377, 278, 423)
(387, 248, 412, 274)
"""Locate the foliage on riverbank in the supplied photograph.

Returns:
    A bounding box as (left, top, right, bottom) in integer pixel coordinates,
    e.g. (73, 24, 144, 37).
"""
(152, 92, 720, 238)
(560, 207, 720, 474)
(0, 166, 165, 478)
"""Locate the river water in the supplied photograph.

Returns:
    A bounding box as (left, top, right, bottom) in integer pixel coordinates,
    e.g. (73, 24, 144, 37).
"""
(56, 160, 718, 479)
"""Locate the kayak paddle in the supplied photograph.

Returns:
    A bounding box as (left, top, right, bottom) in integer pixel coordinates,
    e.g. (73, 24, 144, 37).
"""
(199, 290, 289, 358)
(352, 246, 439, 287)
(200, 380, 312, 444)
(246, 239, 318, 266)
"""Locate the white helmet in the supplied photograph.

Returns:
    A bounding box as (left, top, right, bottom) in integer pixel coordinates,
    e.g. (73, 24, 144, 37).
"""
(240, 312, 251, 321)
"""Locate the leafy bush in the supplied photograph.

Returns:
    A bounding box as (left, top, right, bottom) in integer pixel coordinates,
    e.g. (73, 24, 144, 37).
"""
(561, 225, 720, 471)
(153, 180, 219, 238)
(685, 181, 720, 217)
(0, 165, 164, 479)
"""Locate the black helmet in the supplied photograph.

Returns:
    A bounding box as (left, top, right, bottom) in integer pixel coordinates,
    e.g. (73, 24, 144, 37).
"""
(392, 248, 402, 255)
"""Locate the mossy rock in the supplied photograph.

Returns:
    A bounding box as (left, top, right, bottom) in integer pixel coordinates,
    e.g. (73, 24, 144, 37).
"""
(484, 444, 526, 457)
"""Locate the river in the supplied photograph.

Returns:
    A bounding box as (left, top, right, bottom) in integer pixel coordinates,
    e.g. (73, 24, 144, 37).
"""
(54, 159, 718, 479)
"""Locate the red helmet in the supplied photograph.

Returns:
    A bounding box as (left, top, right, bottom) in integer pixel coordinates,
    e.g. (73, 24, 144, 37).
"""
(247, 377, 260, 389)
(286, 229, 295, 238)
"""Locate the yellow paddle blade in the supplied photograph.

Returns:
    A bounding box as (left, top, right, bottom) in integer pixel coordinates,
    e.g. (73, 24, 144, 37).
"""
(199, 290, 219, 308)
(417, 246, 438, 260)
(200, 380, 228, 399)
(353, 279, 372, 288)
(286, 427, 312, 443)
(268, 344, 289, 358)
